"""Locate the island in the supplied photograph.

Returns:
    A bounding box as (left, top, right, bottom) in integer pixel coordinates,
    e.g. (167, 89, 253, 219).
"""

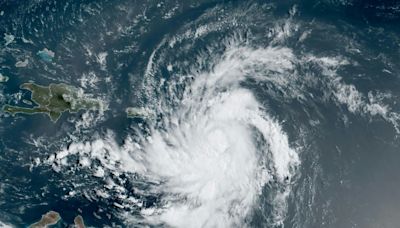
(28, 211, 86, 228)
(3, 82, 103, 122)
(126, 107, 152, 119)
(74, 215, 86, 228)
(29, 211, 60, 228)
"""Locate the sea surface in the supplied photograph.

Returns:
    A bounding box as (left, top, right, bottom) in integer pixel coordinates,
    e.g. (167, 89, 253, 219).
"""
(0, 0, 400, 227)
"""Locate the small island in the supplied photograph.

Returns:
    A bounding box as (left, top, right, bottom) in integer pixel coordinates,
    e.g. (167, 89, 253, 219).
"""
(3, 82, 103, 122)
(74, 215, 86, 228)
(29, 211, 60, 228)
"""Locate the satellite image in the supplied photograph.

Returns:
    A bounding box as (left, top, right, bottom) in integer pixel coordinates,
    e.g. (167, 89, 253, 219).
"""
(0, 0, 400, 227)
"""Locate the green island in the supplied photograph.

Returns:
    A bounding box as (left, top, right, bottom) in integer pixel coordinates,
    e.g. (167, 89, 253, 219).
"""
(3, 82, 103, 122)
(29, 211, 86, 228)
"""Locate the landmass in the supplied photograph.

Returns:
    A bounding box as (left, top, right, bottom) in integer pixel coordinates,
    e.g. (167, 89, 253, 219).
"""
(28, 211, 86, 228)
(3, 82, 103, 122)
(74, 215, 86, 228)
(126, 107, 151, 118)
(28, 211, 60, 228)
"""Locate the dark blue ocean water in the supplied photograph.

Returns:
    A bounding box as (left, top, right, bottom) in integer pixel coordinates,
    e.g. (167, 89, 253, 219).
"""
(0, 0, 400, 227)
